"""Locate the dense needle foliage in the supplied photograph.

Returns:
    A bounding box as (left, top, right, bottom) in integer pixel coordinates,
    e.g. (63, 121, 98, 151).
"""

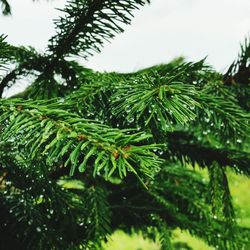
(0, 1, 249, 249)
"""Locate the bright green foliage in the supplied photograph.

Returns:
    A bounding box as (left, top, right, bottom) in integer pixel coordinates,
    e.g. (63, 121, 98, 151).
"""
(0, 1, 250, 250)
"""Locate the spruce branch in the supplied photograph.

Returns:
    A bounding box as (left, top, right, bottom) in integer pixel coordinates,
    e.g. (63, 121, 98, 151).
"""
(0, 1, 249, 248)
(224, 37, 250, 85)
(0, 156, 93, 249)
(82, 185, 111, 245)
(152, 215, 173, 250)
(0, 36, 44, 96)
(108, 165, 249, 249)
(111, 73, 200, 131)
(48, 0, 150, 60)
(0, 99, 163, 181)
(166, 131, 250, 175)
(208, 163, 235, 224)
(197, 86, 250, 138)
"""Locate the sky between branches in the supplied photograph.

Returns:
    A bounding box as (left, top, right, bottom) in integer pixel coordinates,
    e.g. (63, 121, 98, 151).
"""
(0, 0, 250, 73)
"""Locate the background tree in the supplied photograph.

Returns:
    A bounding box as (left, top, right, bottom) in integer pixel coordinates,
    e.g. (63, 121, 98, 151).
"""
(0, 0, 249, 249)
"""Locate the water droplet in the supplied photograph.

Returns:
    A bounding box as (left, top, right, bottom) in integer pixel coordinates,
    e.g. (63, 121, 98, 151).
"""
(136, 126, 141, 131)
(159, 150, 164, 155)
(127, 117, 134, 123)
(236, 139, 242, 144)
(59, 98, 65, 103)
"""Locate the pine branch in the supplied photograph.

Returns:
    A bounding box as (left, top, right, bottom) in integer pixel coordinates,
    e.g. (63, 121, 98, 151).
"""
(0, 156, 91, 249)
(82, 185, 111, 244)
(224, 37, 250, 85)
(208, 163, 235, 224)
(108, 166, 248, 249)
(152, 215, 173, 250)
(0, 37, 44, 96)
(49, 66, 250, 140)
(147, 188, 247, 249)
(124, 58, 215, 85)
(0, 99, 163, 181)
(61, 71, 118, 117)
(48, 0, 150, 60)
(231, 84, 250, 111)
(0, 36, 40, 66)
(111, 73, 200, 131)
(166, 131, 250, 175)
(197, 85, 250, 138)
(0, 35, 11, 60)
(0, 2, 249, 248)
(0, 36, 84, 98)
(5, 59, 90, 99)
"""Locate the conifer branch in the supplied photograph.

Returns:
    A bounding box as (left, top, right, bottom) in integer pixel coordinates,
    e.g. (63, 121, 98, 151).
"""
(197, 90, 250, 138)
(111, 74, 200, 131)
(208, 163, 235, 223)
(0, 1, 249, 249)
(167, 131, 250, 175)
(82, 185, 111, 244)
(224, 37, 250, 85)
(0, 99, 163, 180)
(48, 0, 150, 60)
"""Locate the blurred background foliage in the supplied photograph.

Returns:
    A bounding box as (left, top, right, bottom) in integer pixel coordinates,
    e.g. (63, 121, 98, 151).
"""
(101, 170, 250, 250)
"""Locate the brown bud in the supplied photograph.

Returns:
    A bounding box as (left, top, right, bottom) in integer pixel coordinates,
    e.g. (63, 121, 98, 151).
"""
(112, 150, 119, 160)
(39, 115, 48, 120)
(17, 105, 23, 111)
(77, 134, 87, 141)
(122, 145, 131, 151)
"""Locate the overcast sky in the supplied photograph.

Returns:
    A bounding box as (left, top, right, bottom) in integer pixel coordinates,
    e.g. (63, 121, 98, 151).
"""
(1, 0, 250, 73)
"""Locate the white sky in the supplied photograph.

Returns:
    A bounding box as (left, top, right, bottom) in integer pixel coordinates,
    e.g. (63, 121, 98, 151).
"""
(1, 0, 250, 73)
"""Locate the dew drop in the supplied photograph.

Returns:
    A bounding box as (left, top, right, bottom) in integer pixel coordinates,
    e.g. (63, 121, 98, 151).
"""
(236, 139, 242, 144)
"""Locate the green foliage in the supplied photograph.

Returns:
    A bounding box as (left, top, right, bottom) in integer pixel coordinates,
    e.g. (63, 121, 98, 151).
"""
(0, 98, 162, 181)
(101, 230, 161, 250)
(0, 1, 250, 250)
(225, 37, 250, 85)
(49, 0, 150, 58)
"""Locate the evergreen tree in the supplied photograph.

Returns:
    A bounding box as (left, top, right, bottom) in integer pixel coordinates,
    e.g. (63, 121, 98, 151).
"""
(0, 1, 249, 249)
